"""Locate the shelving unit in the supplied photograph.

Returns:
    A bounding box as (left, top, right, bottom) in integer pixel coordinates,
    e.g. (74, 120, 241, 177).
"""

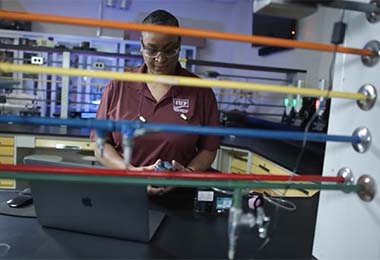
(0, 29, 197, 119)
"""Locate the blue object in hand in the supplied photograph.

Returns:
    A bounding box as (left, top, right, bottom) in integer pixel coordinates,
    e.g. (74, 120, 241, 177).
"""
(154, 161, 176, 172)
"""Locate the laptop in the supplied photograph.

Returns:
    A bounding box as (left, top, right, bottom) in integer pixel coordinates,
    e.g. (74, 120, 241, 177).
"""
(24, 155, 165, 243)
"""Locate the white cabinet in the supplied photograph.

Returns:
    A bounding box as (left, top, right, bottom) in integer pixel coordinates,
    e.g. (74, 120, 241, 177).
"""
(215, 145, 318, 198)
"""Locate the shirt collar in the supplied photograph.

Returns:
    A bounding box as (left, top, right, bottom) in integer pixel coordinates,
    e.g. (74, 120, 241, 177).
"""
(138, 63, 184, 98)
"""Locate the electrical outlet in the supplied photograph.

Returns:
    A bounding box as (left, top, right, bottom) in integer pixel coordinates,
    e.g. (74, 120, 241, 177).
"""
(93, 62, 105, 70)
(31, 56, 44, 65)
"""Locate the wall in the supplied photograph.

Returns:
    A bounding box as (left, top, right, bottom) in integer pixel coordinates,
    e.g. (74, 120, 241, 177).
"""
(313, 0, 380, 258)
(1, 0, 335, 87)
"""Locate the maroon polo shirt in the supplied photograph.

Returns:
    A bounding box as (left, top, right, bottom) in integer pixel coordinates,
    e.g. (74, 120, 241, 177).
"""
(90, 63, 220, 167)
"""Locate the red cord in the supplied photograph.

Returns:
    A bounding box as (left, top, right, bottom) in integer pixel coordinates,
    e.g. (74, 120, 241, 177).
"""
(0, 164, 344, 183)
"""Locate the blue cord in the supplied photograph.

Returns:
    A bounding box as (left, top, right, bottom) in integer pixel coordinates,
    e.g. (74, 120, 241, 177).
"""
(0, 115, 360, 144)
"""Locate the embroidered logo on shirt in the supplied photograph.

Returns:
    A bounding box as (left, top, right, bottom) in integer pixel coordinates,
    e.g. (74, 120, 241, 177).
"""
(173, 98, 189, 113)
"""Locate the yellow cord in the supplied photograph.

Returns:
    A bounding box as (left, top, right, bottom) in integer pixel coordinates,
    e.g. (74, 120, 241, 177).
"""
(0, 62, 366, 101)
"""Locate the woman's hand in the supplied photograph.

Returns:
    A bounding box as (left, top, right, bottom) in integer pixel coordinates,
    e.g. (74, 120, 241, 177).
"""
(129, 159, 161, 171)
(147, 160, 193, 196)
(147, 185, 174, 196)
(132, 159, 174, 196)
(172, 160, 194, 172)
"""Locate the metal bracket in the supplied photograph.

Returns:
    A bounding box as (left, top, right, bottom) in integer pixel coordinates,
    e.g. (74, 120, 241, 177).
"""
(321, 0, 380, 23)
(93, 62, 105, 70)
(357, 175, 377, 202)
(357, 83, 377, 110)
(366, 0, 380, 23)
(352, 127, 371, 153)
(361, 40, 380, 67)
(31, 56, 44, 65)
(337, 167, 354, 189)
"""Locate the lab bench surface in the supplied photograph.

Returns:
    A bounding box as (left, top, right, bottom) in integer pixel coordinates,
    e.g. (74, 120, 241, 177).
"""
(0, 189, 318, 259)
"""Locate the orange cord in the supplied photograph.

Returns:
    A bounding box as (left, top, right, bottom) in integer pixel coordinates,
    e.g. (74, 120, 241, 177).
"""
(0, 10, 375, 57)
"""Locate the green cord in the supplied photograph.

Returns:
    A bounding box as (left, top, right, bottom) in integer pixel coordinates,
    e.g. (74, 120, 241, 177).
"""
(0, 172, 363, 193)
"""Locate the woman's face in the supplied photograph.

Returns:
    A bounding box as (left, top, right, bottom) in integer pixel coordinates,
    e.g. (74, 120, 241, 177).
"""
(141, 32, 180, 75)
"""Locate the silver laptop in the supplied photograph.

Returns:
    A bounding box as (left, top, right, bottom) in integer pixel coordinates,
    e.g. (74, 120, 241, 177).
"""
(24, 155, 165, 243)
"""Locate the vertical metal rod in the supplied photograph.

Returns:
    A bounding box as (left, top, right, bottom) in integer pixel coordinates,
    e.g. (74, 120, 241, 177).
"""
(232, 188, 242, 208)
(228, 188, 243, 260)
(60, 51, 70, 119)
(97, 0, 104, 37)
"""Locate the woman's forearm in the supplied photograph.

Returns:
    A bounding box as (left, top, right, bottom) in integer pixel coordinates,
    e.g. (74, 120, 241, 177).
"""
(187, 149, 217, 172)
(94, 142, 126, 169)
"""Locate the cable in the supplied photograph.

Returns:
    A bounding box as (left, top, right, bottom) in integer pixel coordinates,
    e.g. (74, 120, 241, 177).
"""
(284, 9, 346, 195)
(252, 11, 347, 259)
(329, 10, 346, 91)
(211, 187, 233, 195)
(250, 193, 297, 259)
(263, 195, 296, 212)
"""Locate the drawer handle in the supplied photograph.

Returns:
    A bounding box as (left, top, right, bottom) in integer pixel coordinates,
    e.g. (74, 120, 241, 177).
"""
(259, 164, 270, 172)
(55, 144, 81, 150)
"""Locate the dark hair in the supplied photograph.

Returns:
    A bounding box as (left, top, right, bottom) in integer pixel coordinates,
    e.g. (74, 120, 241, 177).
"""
(142, 9, 179, 27)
